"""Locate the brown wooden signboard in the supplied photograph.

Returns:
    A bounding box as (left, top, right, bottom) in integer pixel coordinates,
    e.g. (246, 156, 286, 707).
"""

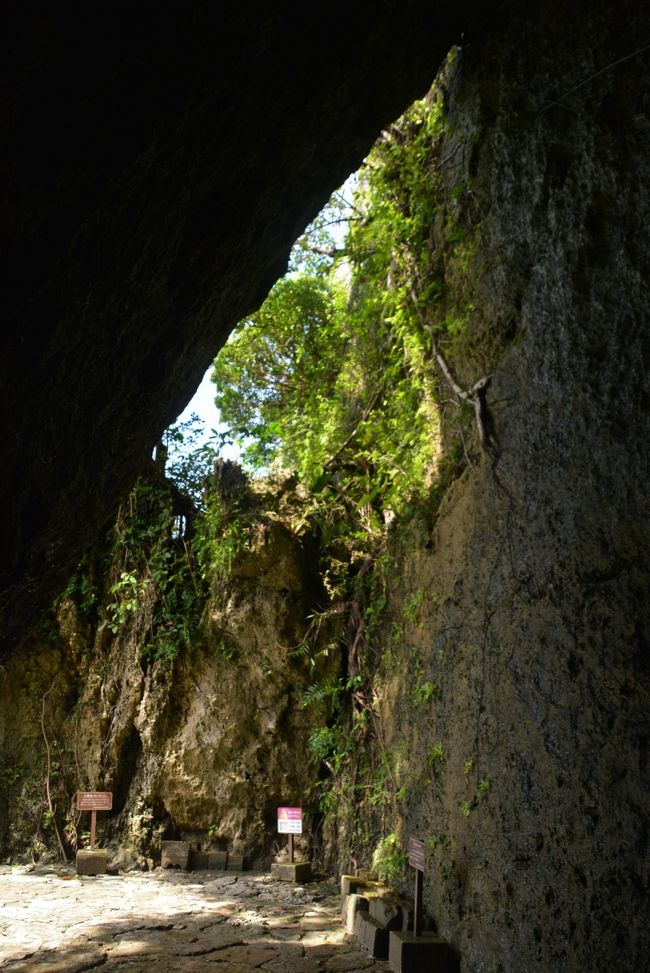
(408, 836, 425, 872)
(77, 792, 113, 811)
(408, 837, 426, 936)
(76, 792, 113, 848)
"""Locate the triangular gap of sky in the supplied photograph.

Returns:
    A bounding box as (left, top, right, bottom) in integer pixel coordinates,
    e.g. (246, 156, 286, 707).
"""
(171, 171, 359, 463)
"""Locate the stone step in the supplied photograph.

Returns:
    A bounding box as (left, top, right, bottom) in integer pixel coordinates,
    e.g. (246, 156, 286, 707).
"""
(354, 910, 390, 959)
(208, 850, 228, 870)
(227, 852, 246, 871)
(369, 893, 406, 931)
(343, 892, 369, 934)
(188, 849, 230, 870)
(340, 873, 411, 931)
(163, 843, 246, 871)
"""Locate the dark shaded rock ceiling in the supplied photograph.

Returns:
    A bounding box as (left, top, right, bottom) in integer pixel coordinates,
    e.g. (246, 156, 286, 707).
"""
(1, 2, 496, 651)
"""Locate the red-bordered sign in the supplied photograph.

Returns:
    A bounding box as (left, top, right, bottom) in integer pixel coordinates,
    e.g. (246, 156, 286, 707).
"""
(277, 807, 302, 834)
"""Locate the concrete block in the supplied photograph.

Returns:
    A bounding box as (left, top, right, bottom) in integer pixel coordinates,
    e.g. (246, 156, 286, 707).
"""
(161, 840, 190, 869)
(344, 892, 369, 934)
(341, 874, 366, 896)
(369, 894, 403, 931)
(76, 849, 108, 876)
(227, 852, 246, 871)
(189, 850, 210, 870)
(208, 850, 228, 870)
(396, 900, 415, 931)
(271, 861, 312, 882)
(388, 931, 449, 973)
(355, 910, 389, 959)
(341, 874, 377, 918)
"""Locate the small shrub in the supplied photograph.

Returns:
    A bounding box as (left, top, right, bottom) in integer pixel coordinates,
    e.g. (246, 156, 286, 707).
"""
(372, 832, 407, 885)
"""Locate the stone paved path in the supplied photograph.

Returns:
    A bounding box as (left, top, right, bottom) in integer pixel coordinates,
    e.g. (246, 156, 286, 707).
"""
(0, 865, 391, 972)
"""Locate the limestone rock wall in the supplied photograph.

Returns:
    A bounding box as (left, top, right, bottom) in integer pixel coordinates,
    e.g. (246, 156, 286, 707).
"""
(332, 2, 650, 970)
(0, 478, 338, 868)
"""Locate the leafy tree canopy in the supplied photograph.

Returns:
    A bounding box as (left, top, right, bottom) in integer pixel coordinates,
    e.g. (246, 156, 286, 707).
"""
(210, 64, 471, 528)
(212, 274, 349, 475)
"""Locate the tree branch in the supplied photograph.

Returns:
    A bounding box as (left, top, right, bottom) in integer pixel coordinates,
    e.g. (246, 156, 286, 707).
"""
(408, 286, 498, 459)
(299, 240, 344, 259)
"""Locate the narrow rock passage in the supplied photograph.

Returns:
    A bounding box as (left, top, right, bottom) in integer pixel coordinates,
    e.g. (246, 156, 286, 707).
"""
(0, 866, 389, 972)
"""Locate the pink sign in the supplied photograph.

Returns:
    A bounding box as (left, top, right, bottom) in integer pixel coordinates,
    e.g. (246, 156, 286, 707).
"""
(277, 807, 302, 834)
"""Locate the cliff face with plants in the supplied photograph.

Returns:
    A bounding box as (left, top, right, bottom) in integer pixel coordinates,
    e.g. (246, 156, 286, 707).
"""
(358, 6, 648, 970)
(1, 2, 649, 972)
(0, 469, 340, 868)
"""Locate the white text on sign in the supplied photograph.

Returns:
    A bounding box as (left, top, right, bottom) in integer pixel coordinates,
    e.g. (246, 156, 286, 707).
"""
(77, 792, 113, 811)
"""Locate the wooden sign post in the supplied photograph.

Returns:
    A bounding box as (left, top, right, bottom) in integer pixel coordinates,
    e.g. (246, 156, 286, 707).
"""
(408, 837, 425, 937)
(271, 806, 311, 882)
(277, 806, 302, 863)
(76, 791, 113, 849)
(388, 836, 449, 971)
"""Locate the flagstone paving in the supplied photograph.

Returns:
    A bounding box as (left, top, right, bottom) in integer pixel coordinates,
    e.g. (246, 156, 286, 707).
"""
(0, 866, 390, 972)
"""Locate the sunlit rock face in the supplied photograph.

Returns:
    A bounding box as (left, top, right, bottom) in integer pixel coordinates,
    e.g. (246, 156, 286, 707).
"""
(0, 3, 481, 650)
